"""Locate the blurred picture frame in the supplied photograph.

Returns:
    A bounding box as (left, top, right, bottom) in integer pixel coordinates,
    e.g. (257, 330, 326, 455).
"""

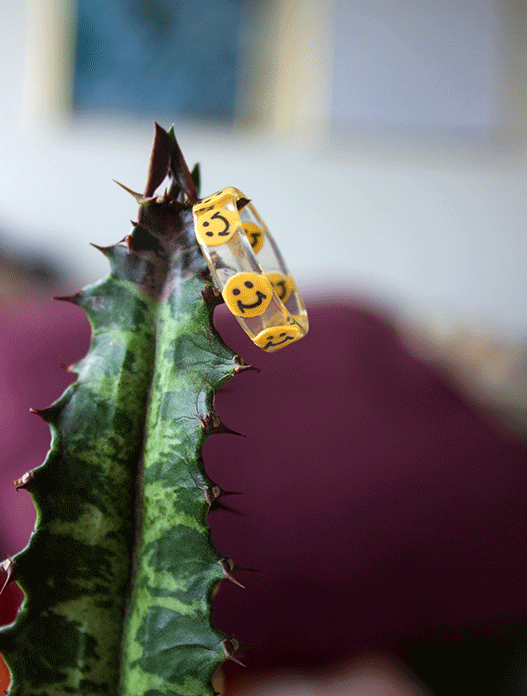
(72, 0, 244, 121)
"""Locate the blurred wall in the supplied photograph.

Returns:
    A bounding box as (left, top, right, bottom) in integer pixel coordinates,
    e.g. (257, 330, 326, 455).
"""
(0, 0, 525, 332)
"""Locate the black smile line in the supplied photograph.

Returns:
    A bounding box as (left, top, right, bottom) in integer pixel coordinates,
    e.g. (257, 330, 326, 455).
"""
(237, 291, 267, 313)
(264, 335, 294, 349)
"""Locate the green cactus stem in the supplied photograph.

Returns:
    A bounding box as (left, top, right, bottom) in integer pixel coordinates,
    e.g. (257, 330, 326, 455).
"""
(0, 123, 247, 696)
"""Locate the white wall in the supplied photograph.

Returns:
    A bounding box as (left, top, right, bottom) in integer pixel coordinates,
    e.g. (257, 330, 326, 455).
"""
(0, 0, 525, 334)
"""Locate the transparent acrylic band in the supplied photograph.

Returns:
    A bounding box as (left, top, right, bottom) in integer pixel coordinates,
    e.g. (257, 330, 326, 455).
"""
(193, 187, 308, 352)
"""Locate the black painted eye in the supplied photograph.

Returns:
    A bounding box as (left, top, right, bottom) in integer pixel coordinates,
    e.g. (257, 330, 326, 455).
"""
(244, 281, 253, 288)
(267, 335, 274, 340)
(203, 221, 210, 227)
(280, 333, 286, 337)
(232, 288, 240, 295)
(206, 232, 213, 237)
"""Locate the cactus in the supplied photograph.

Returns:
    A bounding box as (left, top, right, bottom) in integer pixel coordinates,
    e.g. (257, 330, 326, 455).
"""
(0, 123, 251, 696)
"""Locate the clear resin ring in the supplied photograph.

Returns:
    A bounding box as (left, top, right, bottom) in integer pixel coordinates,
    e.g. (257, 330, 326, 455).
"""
(193, 187, 308, 352)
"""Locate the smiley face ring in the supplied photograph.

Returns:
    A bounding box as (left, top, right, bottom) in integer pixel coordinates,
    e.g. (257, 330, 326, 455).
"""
(193, 187, 308, 352)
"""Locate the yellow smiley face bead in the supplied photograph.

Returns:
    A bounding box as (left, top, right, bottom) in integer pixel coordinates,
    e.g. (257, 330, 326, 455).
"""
(193, 187, 239, 246)
(253, 324, 303, 352)
(223, 272, 273, 318)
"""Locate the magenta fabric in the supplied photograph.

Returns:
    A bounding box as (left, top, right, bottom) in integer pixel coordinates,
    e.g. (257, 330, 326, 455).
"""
(0, 296, 526, 670)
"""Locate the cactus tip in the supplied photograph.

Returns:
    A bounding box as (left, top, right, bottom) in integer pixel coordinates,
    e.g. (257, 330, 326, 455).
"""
(166, 125, 197, 202)
(144, 122, 171, 198)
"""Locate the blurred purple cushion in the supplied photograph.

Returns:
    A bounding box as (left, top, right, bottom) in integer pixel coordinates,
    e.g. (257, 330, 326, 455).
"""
(0, 296, 525, 669)
(210, 301, 527, 668)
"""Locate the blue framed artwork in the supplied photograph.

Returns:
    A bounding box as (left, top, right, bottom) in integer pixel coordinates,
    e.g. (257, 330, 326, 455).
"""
(73, 0, 244, 119)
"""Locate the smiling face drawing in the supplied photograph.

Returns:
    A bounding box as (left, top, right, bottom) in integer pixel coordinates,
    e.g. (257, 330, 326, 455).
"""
(193, 188, 241, 246)
(223, 272, 273, 317)
(194, 205, 239, 246)
(253, 323, 303, 352)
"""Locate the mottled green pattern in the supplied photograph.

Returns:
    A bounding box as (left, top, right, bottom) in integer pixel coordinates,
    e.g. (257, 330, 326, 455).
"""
(0, 276, 156, 695)
(121, 286, 233, 696)
(0, 128, 238, 696)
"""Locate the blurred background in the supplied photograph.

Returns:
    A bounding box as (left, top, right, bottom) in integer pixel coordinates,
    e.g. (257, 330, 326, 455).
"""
(0, 1, 527, 695)
(0, 0, 525, 331)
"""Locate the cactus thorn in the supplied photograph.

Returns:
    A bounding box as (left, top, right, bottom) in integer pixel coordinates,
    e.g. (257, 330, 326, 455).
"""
(113, 180, 145, 203)
(53, 293, 79, 304)
(212, 501, 245, 516)
(220, 558, 259, 585)
(14, 470, 34, 492)
(204, 486, 244, 514)
(223, 557, 260, 575)
(0, 559, 16, 595)
(233, 355, 260, 375)
(201, 284, 224, 307)
(220, 558, 245, 588)
(29, 407, 46, 420)
(204, 485, 242, 506)
(222, 638, 246, 667)
(58, 358, 73, 372)
(236, 197, 251, 211)
(221, 489, 243, 498)
(89, 242, 114, 257)
(200, 412, 245, 438)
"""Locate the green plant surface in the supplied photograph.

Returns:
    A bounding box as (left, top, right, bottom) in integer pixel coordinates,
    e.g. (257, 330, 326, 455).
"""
(0, 124, 242, 696)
